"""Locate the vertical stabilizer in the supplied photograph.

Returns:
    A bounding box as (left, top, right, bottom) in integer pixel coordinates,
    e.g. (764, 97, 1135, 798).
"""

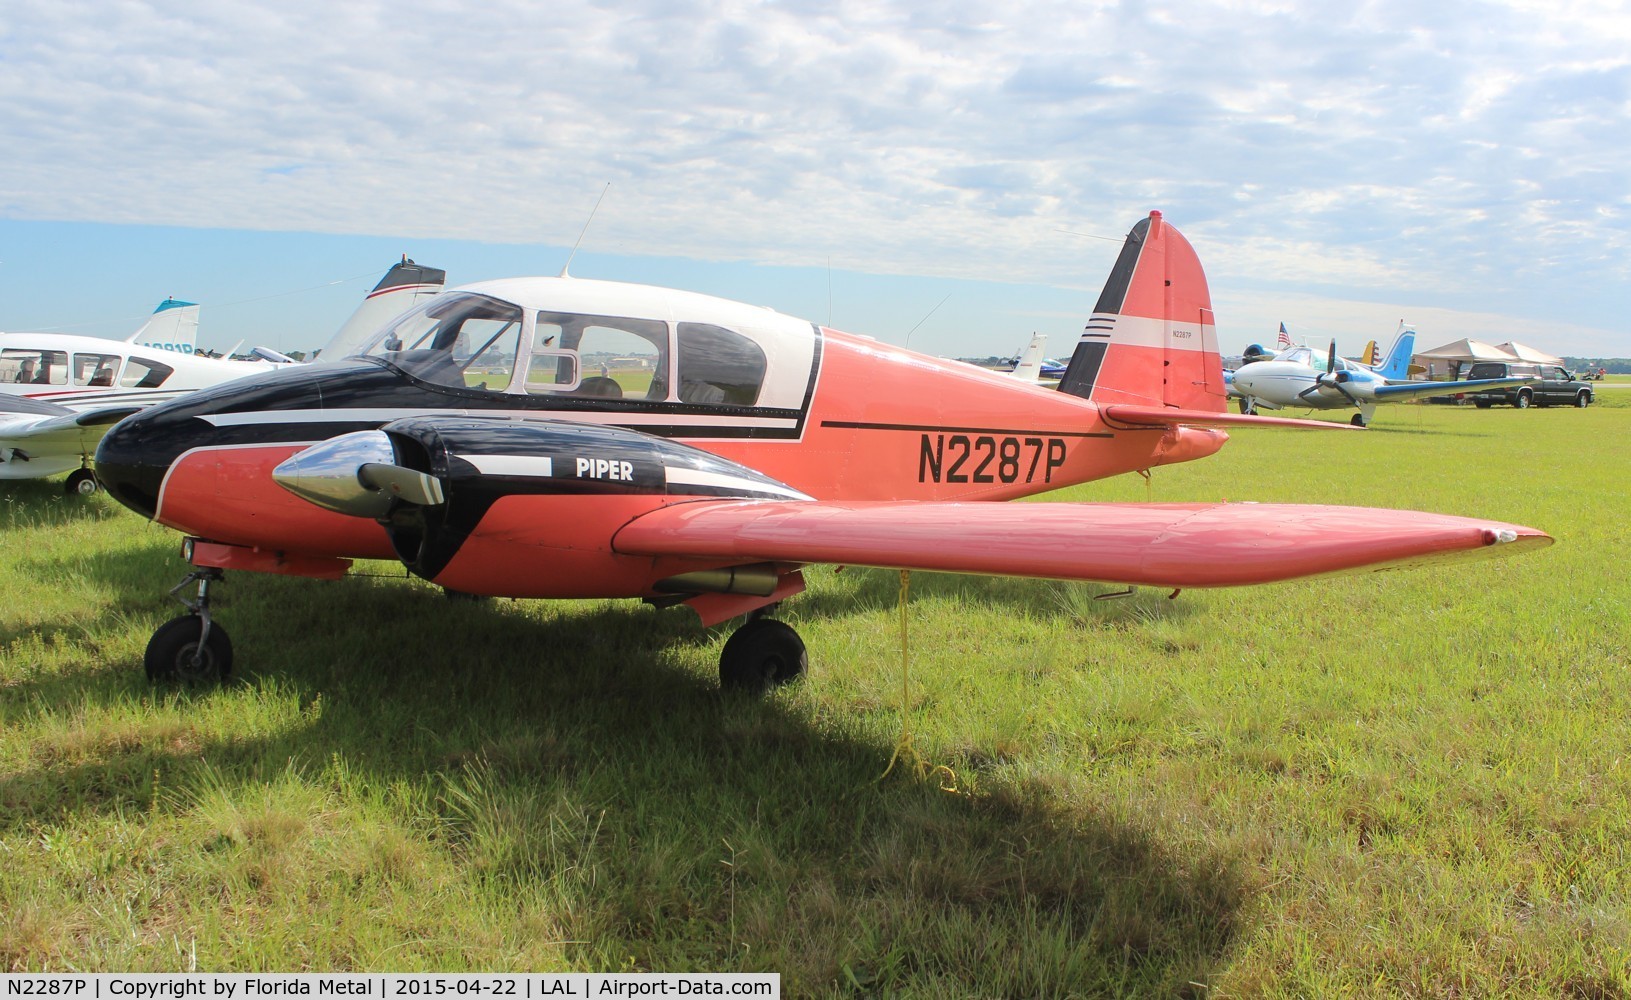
(315, 259, 447, 362)
(125, 298, 200, 354)
(1056, 212, 1223, 411)
(1373, 325, 1416, 381)
(1009, 333, 1048, 382)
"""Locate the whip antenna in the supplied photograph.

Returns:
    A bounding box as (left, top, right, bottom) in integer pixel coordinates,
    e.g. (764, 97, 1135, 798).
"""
(903, 293, 951, 350)
(561, 182, 611, 277)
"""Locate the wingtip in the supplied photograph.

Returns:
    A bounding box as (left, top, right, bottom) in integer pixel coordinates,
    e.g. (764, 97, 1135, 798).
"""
(1482, 525, 1553, 550)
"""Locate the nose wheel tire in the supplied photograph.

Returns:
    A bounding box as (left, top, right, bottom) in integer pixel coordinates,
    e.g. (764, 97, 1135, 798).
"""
(719, 618, 807, 694)
(65, 468, 99, 495)
(145, 615, 234, 684)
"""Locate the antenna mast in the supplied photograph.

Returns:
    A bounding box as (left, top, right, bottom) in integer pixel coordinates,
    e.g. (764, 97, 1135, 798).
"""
(561, 182, 611, 278)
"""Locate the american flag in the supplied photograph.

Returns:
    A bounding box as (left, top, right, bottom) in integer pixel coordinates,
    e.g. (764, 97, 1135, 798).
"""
(1276, 323, 1293, 348)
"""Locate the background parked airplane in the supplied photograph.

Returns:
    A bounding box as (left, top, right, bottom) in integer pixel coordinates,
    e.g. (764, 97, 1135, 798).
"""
(1229, 330, 1532, 425)
(1, 258, 445, 492)
(1005, 333, 1064, 384)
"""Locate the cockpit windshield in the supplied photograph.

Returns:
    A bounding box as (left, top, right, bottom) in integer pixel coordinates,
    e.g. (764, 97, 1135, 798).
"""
(1281, 346, 1322, 370)
(355, 293, 523, 391)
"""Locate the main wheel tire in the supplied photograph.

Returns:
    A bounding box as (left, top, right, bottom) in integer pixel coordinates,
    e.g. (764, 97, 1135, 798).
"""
(1238, 397, 1255, 415)
(1350, 413, 1368, 427)
(1576, 392, 1591, 408)
(145, 615, 234, 684)
(1515, 392, 1531, 409)
(719, 618, 807, 694)
(65, 468, 99, 495)
(1474, 400, 1492, 409)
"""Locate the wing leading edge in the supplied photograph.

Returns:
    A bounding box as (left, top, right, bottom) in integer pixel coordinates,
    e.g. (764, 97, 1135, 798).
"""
(0, 400, 144, 452)
(613, 500, 1550, 589)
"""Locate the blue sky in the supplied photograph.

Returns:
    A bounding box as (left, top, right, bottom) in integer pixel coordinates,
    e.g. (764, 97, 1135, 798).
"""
(2, 0, 1627, 359)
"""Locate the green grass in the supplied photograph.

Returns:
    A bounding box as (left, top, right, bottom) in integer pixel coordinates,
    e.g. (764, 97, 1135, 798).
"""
(3, 398, 1630, 995)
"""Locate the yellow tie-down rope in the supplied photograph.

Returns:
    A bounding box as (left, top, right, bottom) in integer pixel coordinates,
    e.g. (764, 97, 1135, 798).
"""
(877, 569, 961, 793)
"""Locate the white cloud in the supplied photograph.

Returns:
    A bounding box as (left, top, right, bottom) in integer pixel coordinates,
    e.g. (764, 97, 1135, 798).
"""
(0, 0, 1626, 352)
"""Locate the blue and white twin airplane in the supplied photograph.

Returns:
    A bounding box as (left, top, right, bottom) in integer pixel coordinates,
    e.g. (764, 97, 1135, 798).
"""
(1226, 327, 1533, 426)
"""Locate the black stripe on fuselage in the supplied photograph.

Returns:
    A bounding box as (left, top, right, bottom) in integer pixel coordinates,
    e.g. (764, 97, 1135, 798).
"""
(818, 420, 1112, 439)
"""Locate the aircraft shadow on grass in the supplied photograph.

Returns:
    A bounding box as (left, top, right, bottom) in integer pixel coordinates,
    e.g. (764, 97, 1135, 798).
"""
(2, 545, 1246, 989)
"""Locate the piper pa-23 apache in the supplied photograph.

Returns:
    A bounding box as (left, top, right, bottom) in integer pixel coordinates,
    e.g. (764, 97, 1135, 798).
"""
(0, 259, 445, 493)
(94, 212, 1550, 690)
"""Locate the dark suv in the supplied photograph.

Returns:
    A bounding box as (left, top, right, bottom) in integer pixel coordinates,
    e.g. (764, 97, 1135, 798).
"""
(1465, 362, 1592, 409)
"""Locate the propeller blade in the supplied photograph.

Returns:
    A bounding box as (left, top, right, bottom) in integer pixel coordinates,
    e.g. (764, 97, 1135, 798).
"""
(359, 463, 445, 507)
(1327, 340, 1338, 376)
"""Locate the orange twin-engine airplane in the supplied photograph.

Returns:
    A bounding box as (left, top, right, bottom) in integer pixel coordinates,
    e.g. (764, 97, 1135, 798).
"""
(95, 212, 1550, 689)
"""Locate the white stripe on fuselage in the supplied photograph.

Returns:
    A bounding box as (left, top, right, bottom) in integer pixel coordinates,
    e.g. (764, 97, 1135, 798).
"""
(196, 407, 800, 431)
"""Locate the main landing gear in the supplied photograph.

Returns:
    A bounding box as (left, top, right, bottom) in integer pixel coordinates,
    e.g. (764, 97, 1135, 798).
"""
(145, 568, 234, 683)
(718, 608, 807, 694)
(65, 467, 98, 496)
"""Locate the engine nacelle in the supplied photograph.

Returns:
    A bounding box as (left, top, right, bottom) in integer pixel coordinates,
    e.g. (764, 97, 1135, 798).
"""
(275, 415, 810, 594)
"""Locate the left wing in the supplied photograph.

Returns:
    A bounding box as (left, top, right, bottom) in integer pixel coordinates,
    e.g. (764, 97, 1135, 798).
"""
(613, 499, 1549, 588)
(0, 397, 144, 467)
(1371, 376, 1533, 402)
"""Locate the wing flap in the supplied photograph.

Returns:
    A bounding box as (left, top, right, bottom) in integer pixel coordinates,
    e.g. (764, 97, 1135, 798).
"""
(613, 500, 1549, 588)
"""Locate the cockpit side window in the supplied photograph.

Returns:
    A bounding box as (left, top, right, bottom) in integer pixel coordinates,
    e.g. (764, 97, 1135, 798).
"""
(120, 357, 174, 388)
(526, 312, 668, 399)
(72, 353, 121, 387)
(1, 349, 66, 385)
(676, 323, 766, 406)
(360, 293, 523, 391)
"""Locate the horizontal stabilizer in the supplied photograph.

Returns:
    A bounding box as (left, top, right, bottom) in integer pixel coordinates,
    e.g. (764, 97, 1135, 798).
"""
(1100, 404, 1358, 430)
(614, 500, 1549, 589)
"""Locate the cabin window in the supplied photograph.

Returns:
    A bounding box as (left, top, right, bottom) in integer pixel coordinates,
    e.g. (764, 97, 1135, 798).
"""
(72, 353, 121, 387)
(676, 323, 766, 406)
(527, 312, 668, 399)
(0, 349, 66, 385)
(120, 357, 174, 388)
(361, 293, 524, 391)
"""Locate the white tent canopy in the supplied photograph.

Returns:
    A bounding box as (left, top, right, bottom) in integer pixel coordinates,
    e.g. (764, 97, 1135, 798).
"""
(1494, 341, 1564, 365)
(1414, 338, 1518, 362)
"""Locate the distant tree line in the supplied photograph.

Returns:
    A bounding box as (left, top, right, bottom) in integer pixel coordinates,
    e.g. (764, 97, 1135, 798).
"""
(1564, 358, 1631, 374)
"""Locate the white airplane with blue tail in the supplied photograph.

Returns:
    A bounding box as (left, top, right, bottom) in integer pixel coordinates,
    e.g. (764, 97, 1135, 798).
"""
(1229, 327, 1533, 426)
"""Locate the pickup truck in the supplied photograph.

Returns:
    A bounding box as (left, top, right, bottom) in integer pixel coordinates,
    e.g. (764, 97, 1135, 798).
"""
(1465, 362, 1592, 408)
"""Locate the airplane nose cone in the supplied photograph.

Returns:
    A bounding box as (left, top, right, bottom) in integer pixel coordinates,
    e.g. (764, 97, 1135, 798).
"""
(272, 430, 399, 518)
(95, 408, 187, 520)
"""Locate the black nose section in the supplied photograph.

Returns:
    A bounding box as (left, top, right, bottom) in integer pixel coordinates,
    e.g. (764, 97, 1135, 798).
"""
(95, 407, 197, 520)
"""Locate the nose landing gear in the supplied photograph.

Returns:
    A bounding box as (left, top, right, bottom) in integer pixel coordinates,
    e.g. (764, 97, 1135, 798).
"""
(145, 568, 233, 683)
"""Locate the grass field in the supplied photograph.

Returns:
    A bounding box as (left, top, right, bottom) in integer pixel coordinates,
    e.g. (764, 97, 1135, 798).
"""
(3, 397, 1629, 995)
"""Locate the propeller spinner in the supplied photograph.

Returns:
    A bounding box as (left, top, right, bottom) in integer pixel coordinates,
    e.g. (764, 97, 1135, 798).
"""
(273, 430, 444, 518)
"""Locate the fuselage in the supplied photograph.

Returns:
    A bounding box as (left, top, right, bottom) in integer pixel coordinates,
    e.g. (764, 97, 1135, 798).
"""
(1230, 361, 1386, 410)
(96, 276, 1224, 564)
(0, 331, 282, 410)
